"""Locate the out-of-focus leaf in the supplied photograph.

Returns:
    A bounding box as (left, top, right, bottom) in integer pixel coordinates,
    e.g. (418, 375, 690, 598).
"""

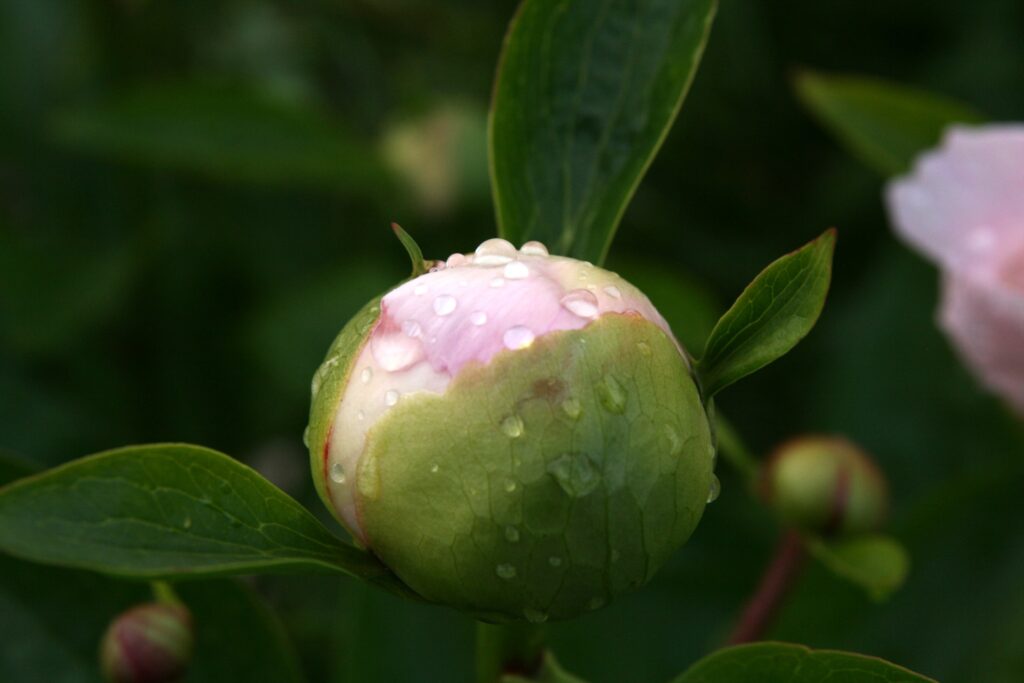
(0, 231, 135, 357)
(0, 444, 413, 597)
(806, 534, 910, 601)
(698, 230, 835, 397)
(794, 71, 983, 176)
(490, 0, 717, 264)
(50, 82, 391, 191)
(0, 555, 305, 683)
(501, 652, 589, 683)
(673, 642, 936, 682)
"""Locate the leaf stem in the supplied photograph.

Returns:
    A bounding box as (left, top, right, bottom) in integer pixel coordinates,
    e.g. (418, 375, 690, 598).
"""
(727, 529, 806, 644)
(475, 621, 546, 683)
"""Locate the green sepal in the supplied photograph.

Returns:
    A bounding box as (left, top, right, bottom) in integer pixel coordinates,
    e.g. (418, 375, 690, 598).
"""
(391, 222, 430, 277)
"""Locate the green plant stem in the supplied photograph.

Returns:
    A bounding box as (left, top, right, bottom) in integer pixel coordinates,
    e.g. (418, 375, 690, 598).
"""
(714, 412, 760, 482)
(150, 580, 183, 605)
(475, 621, 546, 683)
(727, 529, 806, 644)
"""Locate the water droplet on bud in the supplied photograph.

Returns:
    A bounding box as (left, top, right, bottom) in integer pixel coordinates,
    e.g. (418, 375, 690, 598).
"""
(504, 526, 520, 543)
(360, 367, 373, 383)
(503, 478, 518, 493)
(470, 311, 488, 326)
(183, 516, 191, 529)
(384, 390, 400, 407)
(548, 556, 563, 567)
(496, 563, 517, 580)
(561, 398, 582, 420)
(330, 462, 347, 484)
(604, 285, 622, 299)
(637, 341, 651, 356)
(430, 463, 440, 473)
(504, 261, 530, 280)
(433, 295, 457, 316)
(503, 326, 535, 350)
(707, 474, 721, 503)
(560, 289, 600, 319)
(520, 241, 549, 256)
(302, 426, 310, 448)
(548, 452, 600, 497)
(490, 277, 505, 288)
(588, 596, 606, 610)
(597, 375, 627, 414)
(414, 284, 428, 296)
(401, 320, 422, 338)
(446, 253, 468, 267)
(475, 238, 517, 265)
(500, 414, 524, 438)
(524, 607, 549, 623)
(371, 333, 423, 372)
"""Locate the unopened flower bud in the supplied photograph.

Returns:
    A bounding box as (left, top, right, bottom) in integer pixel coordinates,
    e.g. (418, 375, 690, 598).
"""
(100, 603, 194, 683)
(307, 238, 715, 621)
(761, 437, 887, 535)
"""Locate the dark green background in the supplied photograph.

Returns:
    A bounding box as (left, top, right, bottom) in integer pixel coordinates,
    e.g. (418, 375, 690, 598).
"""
(2, 1, 1022, 681)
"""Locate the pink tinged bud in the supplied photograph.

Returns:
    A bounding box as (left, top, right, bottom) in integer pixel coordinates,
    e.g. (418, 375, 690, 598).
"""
(100, 603, 194, 683)
(324, 239, 676, 539)
(886, 125, 1024, 415)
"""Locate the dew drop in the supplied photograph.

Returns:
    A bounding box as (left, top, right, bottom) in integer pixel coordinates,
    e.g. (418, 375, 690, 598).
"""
(637, 341, 651, 356)
(330, 462, 347, 484)
(523, 608, 549, 623)
(384, 390, 400, 407)
(302, 426, 310, 448)
(597, 374, 627, 414)
(500, 414, 524, 438)
(504, 261, 530, 280)
(520, 241, 549, 256)
(475, 238, 518, 265)
(470, 311, 488, 326)
(707, 474, 721, 503)
(433, 294, 457, 316)
(183, 516, 192, 530)
(503, 326, 535, 350)
(371, 332, 423, 372)
(446, 252, 468, 267)
(548, 556, 563, 568)
(357, 410, 365, 421)
(430, 463, 440, 473)
(663, 423, 683, 455)
(561, 398, 582, 420)
(414, 284, 428, 296)
(504, 526, 520, 543)
(490, 277, 505, 288)
(361, 367, 373, 384)
(560, 289, 600, 319)
(604, 285, 622, 299)
(496, 563, 517, 580)
(401, 320, 422, 338)
(503, 478, 518, 493)
(358, 455, 381, 500)
(548, 452, 600, 498)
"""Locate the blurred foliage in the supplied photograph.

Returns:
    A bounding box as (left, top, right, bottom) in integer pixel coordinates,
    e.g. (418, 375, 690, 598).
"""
(1, 0, 1023, 682)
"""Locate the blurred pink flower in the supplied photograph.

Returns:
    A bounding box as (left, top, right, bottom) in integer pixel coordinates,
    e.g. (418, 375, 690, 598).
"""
(886, 125, 1024, 415)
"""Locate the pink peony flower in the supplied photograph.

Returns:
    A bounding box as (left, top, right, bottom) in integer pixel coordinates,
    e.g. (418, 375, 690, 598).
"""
(886, 125, 1024, 415)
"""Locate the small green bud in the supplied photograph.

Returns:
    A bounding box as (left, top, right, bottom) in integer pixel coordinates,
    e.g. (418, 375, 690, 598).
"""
(761, 436, 888, 535)
(100, 603, 194, 683)
(307, 239, 716, 621)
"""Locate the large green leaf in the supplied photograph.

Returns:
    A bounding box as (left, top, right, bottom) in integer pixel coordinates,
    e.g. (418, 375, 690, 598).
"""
(0, 444, 412, 597)
(807, 534, 910, 601)
(490, 0, 717, 264)
(0, 555, 305, 683)
(51, 82, 390, 191)
(673, 642, 936, 683)
(697, 230, 835, 397)
(794, 71, 983, 176)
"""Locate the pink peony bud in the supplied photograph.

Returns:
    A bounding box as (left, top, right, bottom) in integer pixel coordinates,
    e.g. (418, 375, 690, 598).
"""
(306, 238, 715, 621)
(886, 125, 1024, 415)
(100, 603, 194, 683)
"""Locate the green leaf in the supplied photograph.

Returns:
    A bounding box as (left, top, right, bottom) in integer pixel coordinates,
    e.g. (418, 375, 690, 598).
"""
(0, 449, 39, 487)
(51, 82, 391, 191)
(0, 444, 413, 598)
(391, 223, 429, 277)
(807, 534, 910, 601)
(490, 0, 717, 264)
(0, 555, 305, 683)
(697, 230, 836, 397)
(794, 71, 984, 176)
(673, 642, 936, 683)
(500, 652, 589, 683)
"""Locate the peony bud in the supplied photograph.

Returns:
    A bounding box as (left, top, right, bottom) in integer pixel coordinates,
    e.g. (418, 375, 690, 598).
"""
(760, 437, 887, 535)
(886, 125, 1024, 416)
(100, 603, 194, 683)
(307, 238, 715, 621)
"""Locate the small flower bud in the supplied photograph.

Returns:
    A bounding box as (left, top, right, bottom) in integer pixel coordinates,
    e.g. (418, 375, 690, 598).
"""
(307, 239, 716, 621)
(761, 436, 888, 535)
(100, 603, 194, 683)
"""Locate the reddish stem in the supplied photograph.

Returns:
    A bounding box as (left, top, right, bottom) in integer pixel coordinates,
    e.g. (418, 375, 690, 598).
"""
(727, 530, 806, 645)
